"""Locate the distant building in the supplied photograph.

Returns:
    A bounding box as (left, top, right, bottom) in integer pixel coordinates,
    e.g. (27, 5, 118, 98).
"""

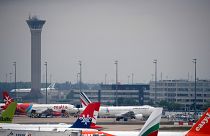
(149, 80, 210, 110)
(12, 84, 150, 105)
(65, 84, 149, 106)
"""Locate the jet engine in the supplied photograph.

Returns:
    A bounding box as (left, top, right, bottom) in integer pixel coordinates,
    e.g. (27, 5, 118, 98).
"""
(135, 114, 143, 120)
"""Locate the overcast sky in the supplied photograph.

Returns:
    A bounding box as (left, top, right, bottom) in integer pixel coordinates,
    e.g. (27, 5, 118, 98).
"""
(0, 0, 210, 84)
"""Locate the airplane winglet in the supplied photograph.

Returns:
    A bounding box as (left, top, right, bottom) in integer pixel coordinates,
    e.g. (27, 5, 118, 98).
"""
(70, 102, 100, 128)
(186, 108, 210, 136)
(138, 108, 163, 136)
(0, 102, 17, 123)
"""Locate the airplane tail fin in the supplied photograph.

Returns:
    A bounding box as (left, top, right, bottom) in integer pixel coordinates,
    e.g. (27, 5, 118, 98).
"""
(185, 108, 210, 136)
(90, 102, 101, 130)
(138, 108, 163, 136)
(3, 91, 14, 107)
(47, 83, 55, 89)
(70, 102, 100, 128)
(80, 92, 92, 108)
(0, 102, 17, 123)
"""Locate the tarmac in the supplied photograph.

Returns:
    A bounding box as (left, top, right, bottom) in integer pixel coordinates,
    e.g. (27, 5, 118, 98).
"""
(13, 115, 191, 131)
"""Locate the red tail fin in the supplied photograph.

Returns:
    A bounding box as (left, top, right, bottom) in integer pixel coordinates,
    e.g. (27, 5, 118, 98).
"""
(3, 91, 14, 106)
(80, 102, 100, 118)
(90, 102, 103, 130)
(71, 102, 100, 128)
(186, 108, 210, 136)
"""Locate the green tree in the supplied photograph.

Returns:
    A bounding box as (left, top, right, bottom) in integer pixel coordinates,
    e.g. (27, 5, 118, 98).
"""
(203, 100, 210, 110)
(167, 102, 181, 111)
(66, 90, 74, 99)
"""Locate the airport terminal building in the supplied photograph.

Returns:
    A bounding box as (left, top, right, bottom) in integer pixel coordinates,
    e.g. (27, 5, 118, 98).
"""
(61, 84, 150, 106)
(149, 80, 210, 110)
(10, 80, 210, 109)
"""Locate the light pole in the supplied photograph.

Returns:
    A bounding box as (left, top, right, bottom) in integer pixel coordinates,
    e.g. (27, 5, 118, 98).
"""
(131, 73, 134, 84)
(5, 73, 8, 83)
(78, 61, 82, 92)
(128, 75, 130, 84)
(13, 62, 16, 100)
(114, 60, 118, 106)
(9, 73, 12, 83)
(105, 73, 107, 84)
(192, 59, 197, 116)
(77, 72, 80, 89)
(44, 62, 47, 104)
(153, 59, 157, 105)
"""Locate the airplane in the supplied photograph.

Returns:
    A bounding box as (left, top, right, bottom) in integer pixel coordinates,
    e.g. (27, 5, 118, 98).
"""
(0, 100, 162, 136)
(2, 91, 77, 117)
(82, 107, 210, 136)
(0, 102, 101, 131)
(80, 92, 155, 121)
(2, 100, 209, 136)
(82, 107, 163, 136)
(10, 83, 56, 93)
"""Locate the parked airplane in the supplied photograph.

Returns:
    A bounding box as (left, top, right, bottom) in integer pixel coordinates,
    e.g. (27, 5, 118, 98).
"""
(10, 83, 56, 93)
(80, 92, 155, 121)
(0, 100, 162, 136)
(82, 107, 210, 136)
(82, 107, 163, 136)
(2, 91, 77, 117)
(0, 102, 100, 131)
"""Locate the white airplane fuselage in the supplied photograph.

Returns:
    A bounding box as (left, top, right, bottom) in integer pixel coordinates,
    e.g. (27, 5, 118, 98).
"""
(80, 105, 154, 118)
(0, 123, 100, 132)
(29, 104, 77, 114)
(82, 131, 187, 136)
(0, 123, 71, 131)
(101, 105, 154, 117)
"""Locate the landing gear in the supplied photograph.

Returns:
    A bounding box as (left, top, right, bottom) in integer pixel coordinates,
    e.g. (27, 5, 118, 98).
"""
(116, 117, 128, 121)
(61, 110, 69, 118)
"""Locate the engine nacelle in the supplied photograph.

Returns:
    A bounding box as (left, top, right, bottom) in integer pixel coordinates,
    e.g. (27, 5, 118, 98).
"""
(135, 114, 143, 120)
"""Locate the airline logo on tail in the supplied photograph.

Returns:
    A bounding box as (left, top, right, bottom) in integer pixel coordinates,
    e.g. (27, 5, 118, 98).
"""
(70, 102, 100, 128)
(195, 112, 210, 132)
(186, 108, 210, 136)
(3, 92, 14, 106)
(79, 114, 91, 125)
(80, 92, 91, 107)
(138, 108, 163, 136)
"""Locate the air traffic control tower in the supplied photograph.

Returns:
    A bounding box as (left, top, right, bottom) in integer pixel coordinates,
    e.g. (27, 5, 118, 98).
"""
(26, 16, 45, 100)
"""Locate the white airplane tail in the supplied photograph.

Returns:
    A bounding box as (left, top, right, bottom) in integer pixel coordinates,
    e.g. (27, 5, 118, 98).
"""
(47, 83, 55, 89)
(138, 108, 163, 136)
(80, 92, 92, 108)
